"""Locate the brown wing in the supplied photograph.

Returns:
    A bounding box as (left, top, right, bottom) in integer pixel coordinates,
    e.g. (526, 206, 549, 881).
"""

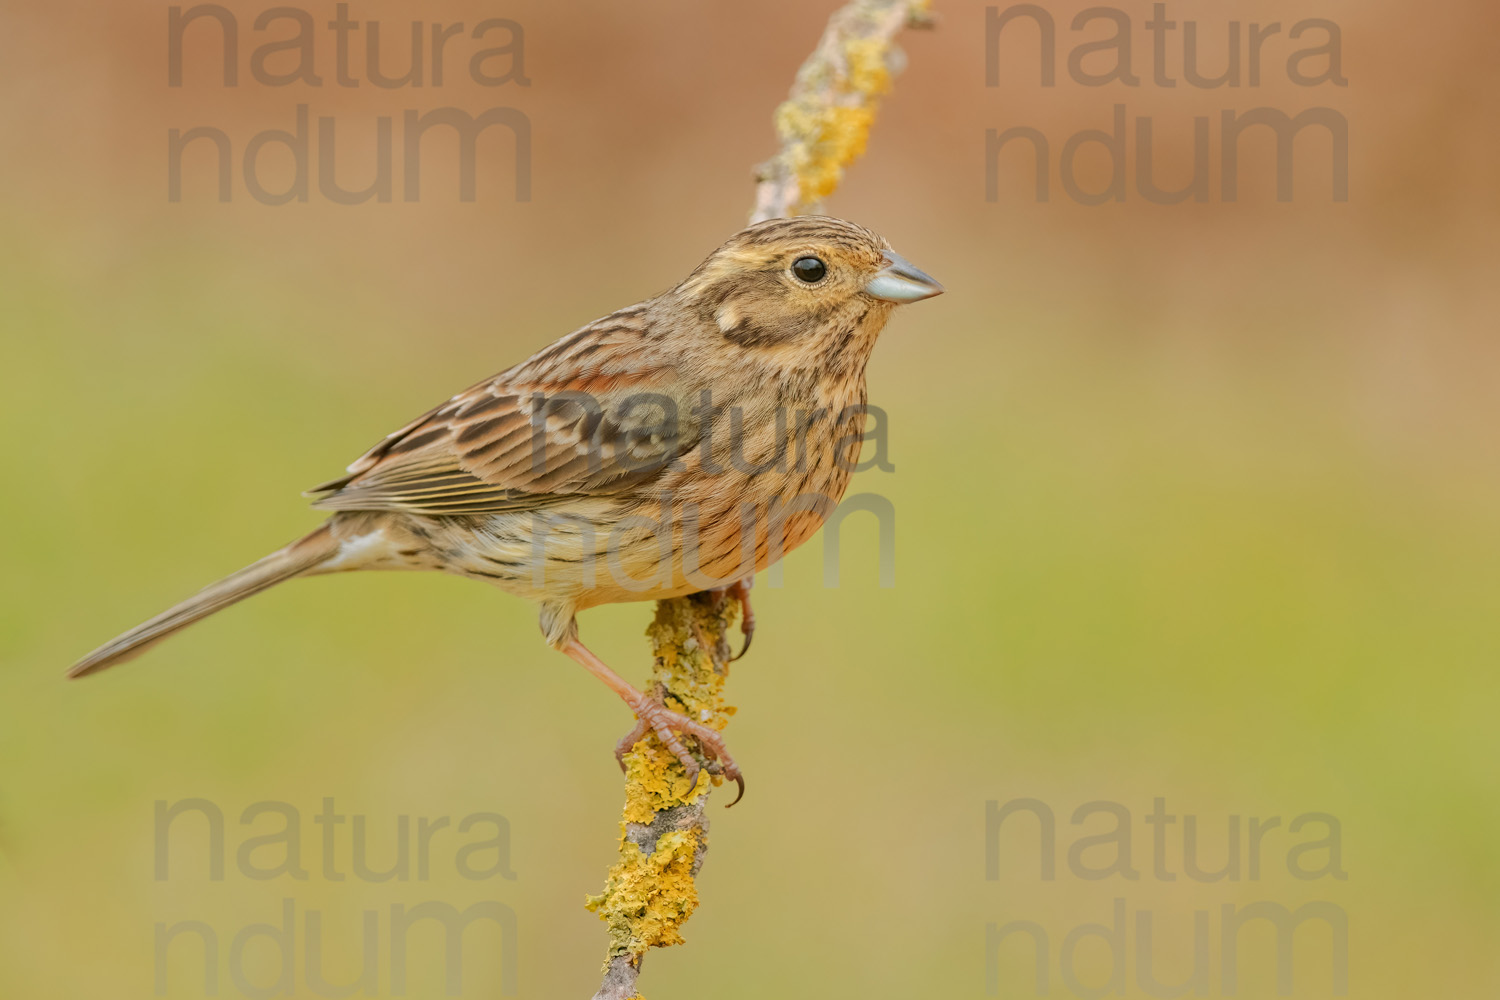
(307, 306, 696, 516)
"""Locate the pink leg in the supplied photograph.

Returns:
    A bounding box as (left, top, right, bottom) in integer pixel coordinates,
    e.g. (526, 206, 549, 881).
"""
(559, 636, 745, 806)
(716, 576, 755, 661)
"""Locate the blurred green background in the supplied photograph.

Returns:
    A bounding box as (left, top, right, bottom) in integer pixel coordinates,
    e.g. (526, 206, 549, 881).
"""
(2, 0, 1498, 996)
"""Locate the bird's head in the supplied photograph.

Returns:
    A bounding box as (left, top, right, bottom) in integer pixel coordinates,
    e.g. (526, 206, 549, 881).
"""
(673, 216, 943, 365)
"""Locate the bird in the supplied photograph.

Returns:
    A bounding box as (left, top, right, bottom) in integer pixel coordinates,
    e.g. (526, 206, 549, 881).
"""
(68, 216, 943, 802)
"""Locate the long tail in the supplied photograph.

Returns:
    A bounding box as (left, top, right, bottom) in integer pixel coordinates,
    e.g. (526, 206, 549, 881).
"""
(68, 524, 340, 679)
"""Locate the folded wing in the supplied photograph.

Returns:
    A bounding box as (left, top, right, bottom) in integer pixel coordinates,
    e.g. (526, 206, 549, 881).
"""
(308, 313, 695, 516)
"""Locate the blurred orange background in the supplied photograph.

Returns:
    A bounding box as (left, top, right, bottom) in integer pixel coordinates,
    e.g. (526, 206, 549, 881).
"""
(1, 1, 1497, 997)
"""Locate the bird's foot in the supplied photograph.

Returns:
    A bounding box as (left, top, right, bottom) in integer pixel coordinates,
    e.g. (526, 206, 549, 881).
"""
(703, 576, 755, 661)
(614, 691, 744, 807)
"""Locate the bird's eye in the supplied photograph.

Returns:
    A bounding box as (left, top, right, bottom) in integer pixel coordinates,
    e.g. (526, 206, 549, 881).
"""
(791, 256, 827, 283)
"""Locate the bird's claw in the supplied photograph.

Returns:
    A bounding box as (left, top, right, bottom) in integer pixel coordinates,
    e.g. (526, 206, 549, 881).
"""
(620, 694, 745, 807)
(727, 578, 755, 661)
(614, 718, 648, 773)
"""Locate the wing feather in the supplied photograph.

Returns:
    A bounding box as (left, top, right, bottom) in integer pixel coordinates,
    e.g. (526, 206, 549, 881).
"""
(307, 308, 695, 516)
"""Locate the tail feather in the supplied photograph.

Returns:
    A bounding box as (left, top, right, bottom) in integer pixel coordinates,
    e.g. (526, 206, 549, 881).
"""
(68, 525, 340, 679)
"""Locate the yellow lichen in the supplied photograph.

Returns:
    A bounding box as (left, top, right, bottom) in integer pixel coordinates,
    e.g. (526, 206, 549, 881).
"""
(621, 737, 706, 824)
(777, 102, 877, 204)
(587, 594, 739, 964)
(844, 37, 894, 96)
(585, 828, 703, 959)
(769, 4, 914, 211)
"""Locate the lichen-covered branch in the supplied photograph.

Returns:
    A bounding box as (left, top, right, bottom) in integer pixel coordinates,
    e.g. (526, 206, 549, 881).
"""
(587, 4, 934, 997)
(586, 592, 737, 1000)
(752, 0, 935, 224)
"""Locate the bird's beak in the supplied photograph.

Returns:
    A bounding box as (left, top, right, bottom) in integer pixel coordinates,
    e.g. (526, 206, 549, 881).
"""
(865, 251, 944, 304)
